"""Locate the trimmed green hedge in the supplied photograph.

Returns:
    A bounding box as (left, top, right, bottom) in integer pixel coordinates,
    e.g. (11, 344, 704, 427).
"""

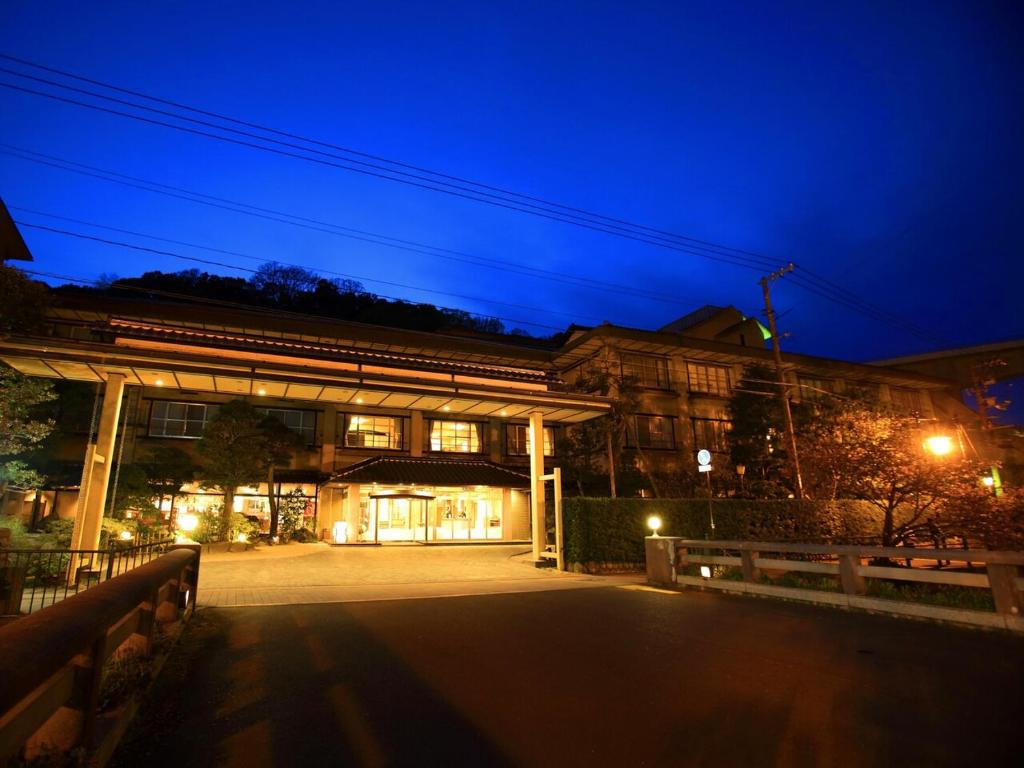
(562, 497, 882, 568)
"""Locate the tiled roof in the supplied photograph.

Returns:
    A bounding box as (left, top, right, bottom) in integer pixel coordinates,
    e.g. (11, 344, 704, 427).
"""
(330, 456, 531, 488)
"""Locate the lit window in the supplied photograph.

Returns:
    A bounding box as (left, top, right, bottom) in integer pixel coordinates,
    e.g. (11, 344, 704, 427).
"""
(258, 408, 317, 444)
(798, 377, 833, 402)
(506, 424, 555, 456)
(686, 362, 732, 396)
(149, 401, 218, 438)
(626, 415, 676, 449)
(620, 353, 671, 388)
(429, 420, 484, 453)
(343, 415, 405, 449)
(691, 418, 731, 454)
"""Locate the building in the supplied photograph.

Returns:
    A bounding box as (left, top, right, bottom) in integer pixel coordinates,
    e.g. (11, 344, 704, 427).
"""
(0, 287, 991, 550)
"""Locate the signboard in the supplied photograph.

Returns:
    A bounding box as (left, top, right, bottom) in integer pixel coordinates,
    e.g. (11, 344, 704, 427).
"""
(697, 449, 712, 466)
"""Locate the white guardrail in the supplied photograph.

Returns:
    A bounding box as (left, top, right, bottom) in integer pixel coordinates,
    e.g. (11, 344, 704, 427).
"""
(645, 537, 1024, 632)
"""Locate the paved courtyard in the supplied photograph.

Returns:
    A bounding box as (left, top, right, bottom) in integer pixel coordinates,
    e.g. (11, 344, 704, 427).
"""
(198, 543, 640, 605)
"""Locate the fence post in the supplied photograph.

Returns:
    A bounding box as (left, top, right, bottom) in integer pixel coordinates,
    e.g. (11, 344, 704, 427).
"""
(986, 564, 1022, 616)
(645, 537, 677, 586)
(105, 542, 116, 581)
(838, 553, 866, 596)
(740, 550, 760, 583)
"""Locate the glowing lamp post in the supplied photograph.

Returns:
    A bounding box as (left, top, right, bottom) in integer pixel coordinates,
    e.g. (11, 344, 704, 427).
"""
(924, 435, 954, 457)
(647, 515, 663, 537)
(177, 513, 199, 543)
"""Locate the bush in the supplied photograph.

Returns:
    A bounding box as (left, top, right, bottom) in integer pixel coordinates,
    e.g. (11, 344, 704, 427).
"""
(562, 497, 882, 568)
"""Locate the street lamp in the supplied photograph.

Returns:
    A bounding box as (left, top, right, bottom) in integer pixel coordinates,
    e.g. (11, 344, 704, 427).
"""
(735, 463, 746, 493)
(924, 435, 954, 457)
(647, 515, 663, 537)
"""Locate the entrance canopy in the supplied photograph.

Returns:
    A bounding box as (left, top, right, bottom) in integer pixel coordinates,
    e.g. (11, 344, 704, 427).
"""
(330, 456, 531, 488)
(0, 296, 612, 423)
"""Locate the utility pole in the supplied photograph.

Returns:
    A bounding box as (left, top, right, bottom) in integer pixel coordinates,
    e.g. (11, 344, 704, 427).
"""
(760, 264, 804, 499)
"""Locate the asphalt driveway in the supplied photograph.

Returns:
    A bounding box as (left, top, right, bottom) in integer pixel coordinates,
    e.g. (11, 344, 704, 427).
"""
(113, 585, 1024, 767)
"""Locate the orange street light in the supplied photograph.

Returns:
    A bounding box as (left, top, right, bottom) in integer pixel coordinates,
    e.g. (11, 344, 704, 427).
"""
(924, 435, 954, 456)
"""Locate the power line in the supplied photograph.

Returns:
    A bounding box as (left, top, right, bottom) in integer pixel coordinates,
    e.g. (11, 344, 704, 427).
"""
(10, 208, 605, 325)
(0, 144, 700, 307)
(15, 222, 571, 332)
(0, 54, 785, 267)
(0, 57, 948, 341)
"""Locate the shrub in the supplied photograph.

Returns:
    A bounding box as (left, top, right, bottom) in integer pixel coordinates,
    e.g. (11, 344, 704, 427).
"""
(562, 497, 882, 567)
(277, 489, 308, 542)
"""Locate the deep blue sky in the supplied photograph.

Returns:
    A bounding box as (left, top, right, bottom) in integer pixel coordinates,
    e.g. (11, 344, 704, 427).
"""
(1, 1, 1022, 364)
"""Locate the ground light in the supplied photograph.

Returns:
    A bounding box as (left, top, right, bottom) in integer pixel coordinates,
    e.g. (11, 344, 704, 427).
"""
(924, 435, 954, 456)
(236, 532, 248, 544)
(647, 515, 662, 536)
(982, 476, 995, 487)
(118, 529, 133, 541)
(700, 566, 712, 578)
(176, 513, 199, 543)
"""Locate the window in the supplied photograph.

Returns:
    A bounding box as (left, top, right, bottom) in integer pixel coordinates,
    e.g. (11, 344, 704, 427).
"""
(626, 415, 676, 449)
(620, 353, 671, 388)
(258, 408, 317, 444)
(149, 401, 217, 438)
(798, 377, 833, 402)
(890, 387, 924, 413)
(691, 417, 731, 454)
(506, 424, 555, 456)
(429, 420, 484, 453)
(686, 362, 732, 396)
(343, 414, 405, 449)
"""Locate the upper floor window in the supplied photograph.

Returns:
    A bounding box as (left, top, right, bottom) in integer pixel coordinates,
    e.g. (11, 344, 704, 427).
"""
(506, 424, 555, 457)
(686, 362, 731, 396)
(620, 353, 671, 389)
(626, 415, 676, 450)
(890, 387, 924, 413)
(691, 417, 731, 454)
(258, 407, 317, 445)
(429, 420, 484, 453)
(798, 377, 834, 402)
(342, 414, 406, 450)
(149, 401, 218, 439)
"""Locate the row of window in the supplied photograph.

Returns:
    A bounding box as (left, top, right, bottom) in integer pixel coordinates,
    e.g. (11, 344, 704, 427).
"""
(623, 415, 732, 453)
(620, 353, 928, 412)
(147, 401, 556, 456)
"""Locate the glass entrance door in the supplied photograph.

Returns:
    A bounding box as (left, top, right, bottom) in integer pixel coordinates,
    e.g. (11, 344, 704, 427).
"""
(373, 496, 429, 542)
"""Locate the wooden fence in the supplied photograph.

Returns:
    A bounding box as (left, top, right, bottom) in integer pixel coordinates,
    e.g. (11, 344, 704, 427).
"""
(0, 546, 200, 766)
(646, 537, 1024, 632)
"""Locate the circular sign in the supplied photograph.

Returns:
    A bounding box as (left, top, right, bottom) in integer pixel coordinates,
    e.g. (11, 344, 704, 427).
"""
(697, 449, 712, 466)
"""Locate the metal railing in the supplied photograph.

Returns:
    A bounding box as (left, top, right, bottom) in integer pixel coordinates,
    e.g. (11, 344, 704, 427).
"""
(0, 547, 199, 764)
(645, 537, 1024, 632)
(0, 535, 173, 617)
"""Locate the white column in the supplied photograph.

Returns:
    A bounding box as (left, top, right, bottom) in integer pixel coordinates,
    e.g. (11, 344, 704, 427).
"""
(529, 410, 546, 560)
(69, 374, 126, 579)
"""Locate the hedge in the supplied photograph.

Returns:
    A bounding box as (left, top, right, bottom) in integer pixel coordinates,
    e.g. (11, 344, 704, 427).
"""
(562, 497, 882, 569)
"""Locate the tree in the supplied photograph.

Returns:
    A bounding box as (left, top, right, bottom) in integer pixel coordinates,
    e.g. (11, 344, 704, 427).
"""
(196, 400, 271, 536)
(259, 413, 304, 539)
(195, 400, 303, 539)
(251, 262, 321, 304)
(0, 263, 49, 335)
(795, 394, 984, 547)
(727, 364, 790, 497)
(0, 366, 56, 496)
(136, 445, 198, 528)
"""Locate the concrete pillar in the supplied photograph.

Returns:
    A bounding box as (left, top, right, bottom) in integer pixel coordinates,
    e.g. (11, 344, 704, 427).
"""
(69, 374, 126, 571)
(645, 537, 677, 585)
(529, 411, 546, 560)
(320, 404, 338, 473)
(410, 411, 424, 457)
